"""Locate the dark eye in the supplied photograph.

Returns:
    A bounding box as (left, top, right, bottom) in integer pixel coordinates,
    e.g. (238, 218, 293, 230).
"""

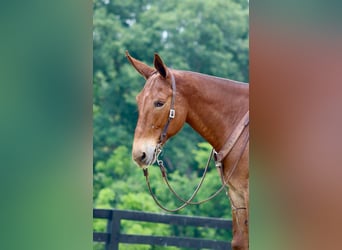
(154, 101, 165, 108)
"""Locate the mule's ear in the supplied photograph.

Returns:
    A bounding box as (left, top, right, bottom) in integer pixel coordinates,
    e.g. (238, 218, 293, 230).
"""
(154, 53, 168, 78)
(126, 51, 155, 79)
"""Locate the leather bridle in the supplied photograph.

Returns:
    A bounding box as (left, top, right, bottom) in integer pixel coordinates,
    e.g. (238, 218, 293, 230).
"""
(143, 71, 249, 212)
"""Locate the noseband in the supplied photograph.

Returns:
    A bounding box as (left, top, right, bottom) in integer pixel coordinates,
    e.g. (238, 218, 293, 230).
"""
(143, 71, 249, 212)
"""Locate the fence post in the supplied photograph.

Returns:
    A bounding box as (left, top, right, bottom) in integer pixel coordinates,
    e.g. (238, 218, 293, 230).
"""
(106, 210, 120, 250)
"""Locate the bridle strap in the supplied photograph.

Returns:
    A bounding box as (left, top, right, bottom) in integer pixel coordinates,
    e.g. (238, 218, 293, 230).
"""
(159, 73, 176, 144)
(214, 114, 249, 212)
(214, 111, 249, 163)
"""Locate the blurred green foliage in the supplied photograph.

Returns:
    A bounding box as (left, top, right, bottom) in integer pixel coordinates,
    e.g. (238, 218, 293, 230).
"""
(93, 0, 248, 248)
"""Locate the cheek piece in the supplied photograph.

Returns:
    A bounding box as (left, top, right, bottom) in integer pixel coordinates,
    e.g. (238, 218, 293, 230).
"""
(158, 72, 176, 145)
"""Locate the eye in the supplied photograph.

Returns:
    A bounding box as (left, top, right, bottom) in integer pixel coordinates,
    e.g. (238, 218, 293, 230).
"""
(154, 100, 165, 108)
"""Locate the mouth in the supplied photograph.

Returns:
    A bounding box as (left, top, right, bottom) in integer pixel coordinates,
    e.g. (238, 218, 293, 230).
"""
(137, 144, 163, 169)
(140, 154, 157, 169)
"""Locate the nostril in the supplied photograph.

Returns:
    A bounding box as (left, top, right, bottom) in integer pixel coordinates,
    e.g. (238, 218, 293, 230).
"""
(141, 152, 146, 161)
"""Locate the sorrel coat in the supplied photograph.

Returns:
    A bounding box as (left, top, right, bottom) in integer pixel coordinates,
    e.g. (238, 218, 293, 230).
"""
(127, 52, 249, 250)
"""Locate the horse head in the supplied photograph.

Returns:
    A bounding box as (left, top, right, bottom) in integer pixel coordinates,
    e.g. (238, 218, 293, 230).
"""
(126, 51, 188, 168)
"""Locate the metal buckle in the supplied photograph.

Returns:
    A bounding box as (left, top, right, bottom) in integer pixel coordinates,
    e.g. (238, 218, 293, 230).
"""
(169, 109, 175, 118)
(213, 151, 222, 168)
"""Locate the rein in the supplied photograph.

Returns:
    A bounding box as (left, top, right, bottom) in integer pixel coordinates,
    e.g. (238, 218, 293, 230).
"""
(143, 71, 249, 212)
(143, 148, 227, 212)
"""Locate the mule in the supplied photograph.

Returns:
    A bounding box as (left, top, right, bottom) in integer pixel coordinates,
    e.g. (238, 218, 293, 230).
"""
(126, 51, 249, 250)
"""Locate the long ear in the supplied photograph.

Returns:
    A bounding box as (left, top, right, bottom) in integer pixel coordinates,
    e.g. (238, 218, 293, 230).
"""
(154, 53, 169, 79)
(126, 51, 155, 79)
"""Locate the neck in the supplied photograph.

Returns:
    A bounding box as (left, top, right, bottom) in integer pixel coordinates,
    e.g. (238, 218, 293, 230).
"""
(175, 70, 249, 151)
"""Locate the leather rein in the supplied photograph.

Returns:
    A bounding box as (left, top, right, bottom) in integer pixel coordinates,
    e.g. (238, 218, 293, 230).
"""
(143, 72, 249, 212)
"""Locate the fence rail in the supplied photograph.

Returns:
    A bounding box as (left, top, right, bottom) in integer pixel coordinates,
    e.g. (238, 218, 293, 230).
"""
(93, 209, 232, 250)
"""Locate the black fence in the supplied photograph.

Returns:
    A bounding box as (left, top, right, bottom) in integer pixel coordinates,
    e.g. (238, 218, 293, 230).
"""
(93, 209, 232, 250)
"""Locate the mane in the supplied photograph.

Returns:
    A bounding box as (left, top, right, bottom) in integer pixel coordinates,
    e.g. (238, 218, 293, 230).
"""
(173, 69, 248, 85)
